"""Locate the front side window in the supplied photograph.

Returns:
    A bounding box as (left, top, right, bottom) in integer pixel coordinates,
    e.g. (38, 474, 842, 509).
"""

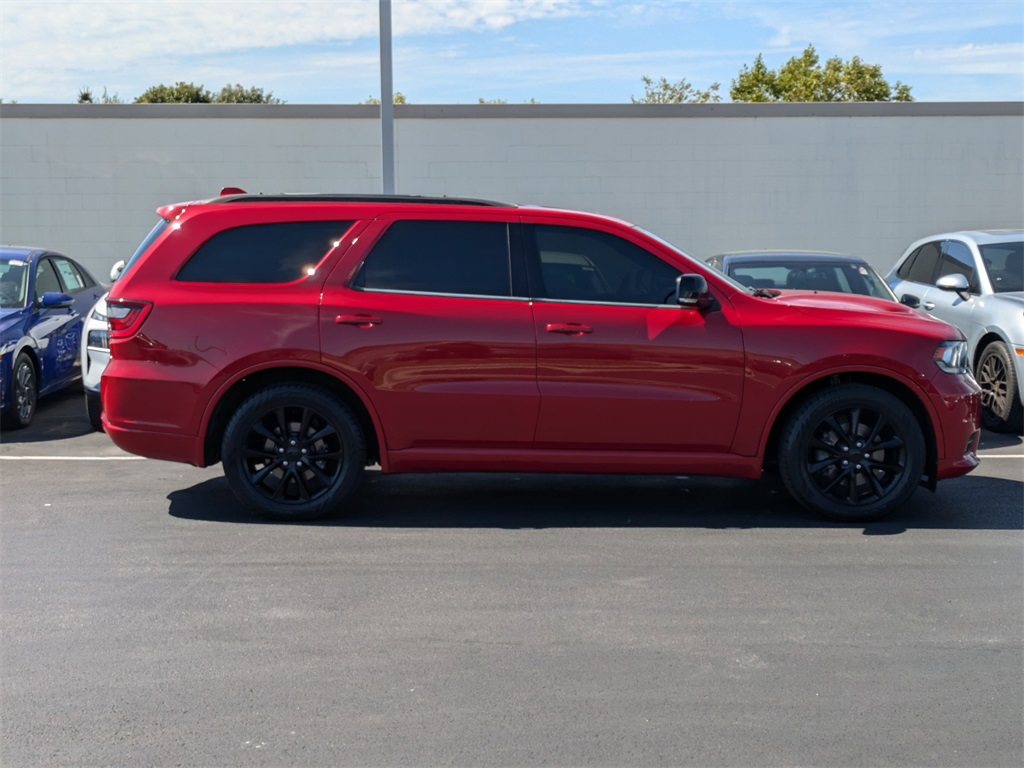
(938, 241, 978, 292)
(530, 225, 680, 304)
(354, 220, 512, 297)
(980, 241, 1023, 294)
(177, 221, 354, 283)
(35, 259, 63, 300)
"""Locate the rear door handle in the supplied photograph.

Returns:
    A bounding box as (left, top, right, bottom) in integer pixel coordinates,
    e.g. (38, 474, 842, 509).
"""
(336, 314, 382, 328)
(545, 323, 593, 336)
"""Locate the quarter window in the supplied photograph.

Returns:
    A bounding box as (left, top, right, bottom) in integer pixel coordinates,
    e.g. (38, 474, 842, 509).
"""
(177, 221, 354, 283)
(530, 225, 681, 304)
(355, 220, 512, 297)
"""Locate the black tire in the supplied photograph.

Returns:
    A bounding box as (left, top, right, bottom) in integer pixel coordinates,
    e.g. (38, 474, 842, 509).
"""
(777, 384, 926, 522)
(2, 353, 37, 430)
(221, 384, 366, 521)
(976, 341, 1023, 434)
(85, 390, 104, 432)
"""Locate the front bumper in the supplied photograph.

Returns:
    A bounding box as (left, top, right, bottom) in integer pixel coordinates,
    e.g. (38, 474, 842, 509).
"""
(928, 369, 982, 482)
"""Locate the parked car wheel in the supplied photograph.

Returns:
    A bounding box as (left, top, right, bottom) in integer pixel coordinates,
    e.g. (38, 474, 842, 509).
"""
(778, 384, 925, 522)
(977, 341, 1024, 433)
(85, 390, 104, 432)
(2, 353, 38, 430)
(221, 384, 366, 521)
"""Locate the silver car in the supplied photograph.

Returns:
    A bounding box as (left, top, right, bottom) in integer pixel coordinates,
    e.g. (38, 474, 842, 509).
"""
(886, 230, 1023, 433)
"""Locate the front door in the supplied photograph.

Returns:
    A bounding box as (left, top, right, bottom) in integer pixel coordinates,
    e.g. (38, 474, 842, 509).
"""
(526, 223, 745, 452)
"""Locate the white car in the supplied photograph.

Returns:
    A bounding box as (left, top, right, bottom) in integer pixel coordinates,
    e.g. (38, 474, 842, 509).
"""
(885, 230, 1023, 433)
(80, 260, 124, 431)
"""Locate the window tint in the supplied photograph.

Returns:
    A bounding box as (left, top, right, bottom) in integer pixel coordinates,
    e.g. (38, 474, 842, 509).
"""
(35, 259, 63, 299)
(938, 241, 978, 291)
(902, 242, 940, 284)
(531, 225, 680, 304)
(53, 258, 87, 292)
(355, 220, 512, 297)
(980, 241, 1023, 294)
(177, 221, 353, 283)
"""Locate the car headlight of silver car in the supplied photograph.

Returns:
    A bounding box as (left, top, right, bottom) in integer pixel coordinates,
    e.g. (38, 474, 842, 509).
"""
(933, 340, 969, 375)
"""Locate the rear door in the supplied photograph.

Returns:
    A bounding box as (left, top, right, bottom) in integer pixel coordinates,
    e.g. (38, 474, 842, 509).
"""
(525, 221, 745, 452)
(320, 214, 539, 451)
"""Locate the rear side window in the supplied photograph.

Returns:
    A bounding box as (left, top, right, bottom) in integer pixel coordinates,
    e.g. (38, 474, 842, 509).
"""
(53, 258, 89, 292)
(178, 221, 353, 283)
(354, 220, 512, 297)
(899, 241, 940, 284)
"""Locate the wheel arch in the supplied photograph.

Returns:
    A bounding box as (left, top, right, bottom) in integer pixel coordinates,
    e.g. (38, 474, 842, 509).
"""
(201, 366, 383, 469)
(762, 371, 939, 489)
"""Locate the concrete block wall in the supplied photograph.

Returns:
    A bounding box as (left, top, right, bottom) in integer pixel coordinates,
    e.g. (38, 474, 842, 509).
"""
(0, 102, 1021, 279)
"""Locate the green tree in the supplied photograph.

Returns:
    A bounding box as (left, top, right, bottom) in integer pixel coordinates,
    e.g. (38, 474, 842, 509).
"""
(360, 92, 408, 105)
(631, 76, 721, 104)
(134, 81, 212, 103)
(215, 84, 283, 104)
(731, 45, 913, 102)
(78, 87, 125, 104)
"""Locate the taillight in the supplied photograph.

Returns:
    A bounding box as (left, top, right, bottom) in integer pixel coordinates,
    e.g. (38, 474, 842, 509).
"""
(106, 300, 153, 339)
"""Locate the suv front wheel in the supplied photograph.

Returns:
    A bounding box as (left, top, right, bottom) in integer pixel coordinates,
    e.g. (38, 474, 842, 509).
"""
(222, 384, 366, 521)
(777, 384, 925, 522)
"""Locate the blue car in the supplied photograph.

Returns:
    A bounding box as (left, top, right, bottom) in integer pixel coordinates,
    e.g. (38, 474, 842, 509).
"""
(1, 247, 107, 429)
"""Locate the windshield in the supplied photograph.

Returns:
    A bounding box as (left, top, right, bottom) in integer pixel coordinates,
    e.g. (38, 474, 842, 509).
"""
(722, 260, 897, 301)
(979, 242, 1023, 294)
(0, 258, 29, 309)
(117, 219, 171, 284)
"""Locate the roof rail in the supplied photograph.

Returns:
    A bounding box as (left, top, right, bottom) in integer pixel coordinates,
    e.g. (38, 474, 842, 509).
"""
(211, 193, 512, 207)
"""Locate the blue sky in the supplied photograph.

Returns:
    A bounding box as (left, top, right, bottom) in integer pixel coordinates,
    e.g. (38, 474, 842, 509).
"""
(2, 0, 1022, 104)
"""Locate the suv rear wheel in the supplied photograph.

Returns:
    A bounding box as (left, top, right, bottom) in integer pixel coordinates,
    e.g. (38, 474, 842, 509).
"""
(778, 384, 925, 522)
(221, 384, 366, 521)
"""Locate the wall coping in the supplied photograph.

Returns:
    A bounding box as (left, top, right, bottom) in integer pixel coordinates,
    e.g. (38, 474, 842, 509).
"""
(1, 102, 1021, 119)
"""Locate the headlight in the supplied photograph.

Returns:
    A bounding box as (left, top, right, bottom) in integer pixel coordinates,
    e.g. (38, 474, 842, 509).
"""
(933, 340, 969, 375)
(90, 307, 107, 321)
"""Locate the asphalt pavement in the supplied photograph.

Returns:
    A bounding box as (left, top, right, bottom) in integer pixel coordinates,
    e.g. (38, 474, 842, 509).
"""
(2, 388, 1022, 767)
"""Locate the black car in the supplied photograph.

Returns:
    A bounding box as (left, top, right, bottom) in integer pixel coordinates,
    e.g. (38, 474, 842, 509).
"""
(706, 251, 898, 301)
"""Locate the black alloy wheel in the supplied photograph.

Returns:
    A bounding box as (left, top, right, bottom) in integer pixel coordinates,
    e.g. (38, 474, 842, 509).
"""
(3, 353, 37, 430)
(778, 384, 925, 522)
(222, 384, 366, 521)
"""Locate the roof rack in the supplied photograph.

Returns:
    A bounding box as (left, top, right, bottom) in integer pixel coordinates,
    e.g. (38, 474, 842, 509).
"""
(212, 193, 512, 207)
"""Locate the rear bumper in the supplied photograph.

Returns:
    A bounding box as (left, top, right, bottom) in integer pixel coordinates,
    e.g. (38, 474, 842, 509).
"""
(103, 416, 205, 466)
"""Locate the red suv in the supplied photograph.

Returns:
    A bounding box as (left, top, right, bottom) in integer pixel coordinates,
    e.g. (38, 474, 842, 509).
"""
(103, 193, 981, 522)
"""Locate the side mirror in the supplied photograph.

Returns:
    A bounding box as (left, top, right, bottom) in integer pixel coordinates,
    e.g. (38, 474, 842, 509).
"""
(936, 273, 971, 301)
(110, 260, 126, 282)
(38, 291, 74, 310)
(899, 293, 921, 309)
(675, 274, 712, 310)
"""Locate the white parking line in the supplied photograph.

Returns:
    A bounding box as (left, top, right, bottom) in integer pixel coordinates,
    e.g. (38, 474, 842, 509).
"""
(0, 456, 146, 461)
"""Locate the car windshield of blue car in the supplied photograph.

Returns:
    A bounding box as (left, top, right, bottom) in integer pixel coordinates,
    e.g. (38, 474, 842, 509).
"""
(0, 259, 29, 308)
(980, 242, 1023, 294)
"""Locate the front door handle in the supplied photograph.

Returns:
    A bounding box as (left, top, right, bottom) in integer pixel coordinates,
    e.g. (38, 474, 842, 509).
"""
(545, 323, 593, 336)
(336, 314, 383, 328)
(922, 302, 935, 311)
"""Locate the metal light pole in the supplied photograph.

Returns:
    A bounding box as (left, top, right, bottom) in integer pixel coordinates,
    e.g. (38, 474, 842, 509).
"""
(379, 0, 395, 194)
